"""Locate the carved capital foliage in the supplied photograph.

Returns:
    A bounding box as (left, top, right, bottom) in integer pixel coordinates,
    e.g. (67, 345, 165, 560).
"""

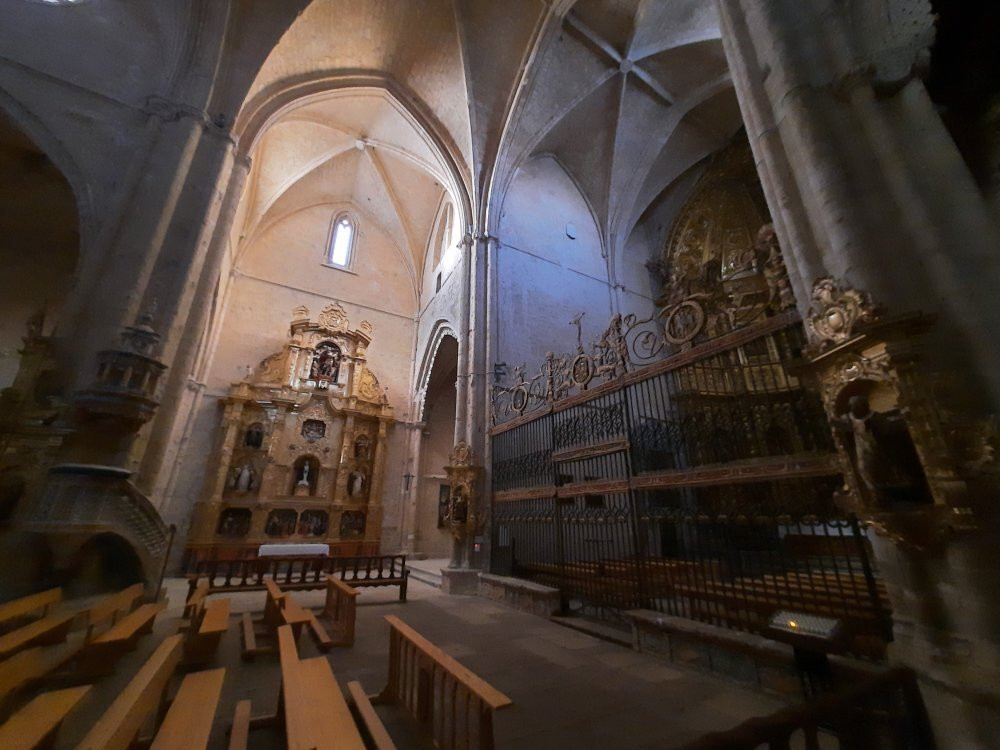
(805, 277, 878, 351)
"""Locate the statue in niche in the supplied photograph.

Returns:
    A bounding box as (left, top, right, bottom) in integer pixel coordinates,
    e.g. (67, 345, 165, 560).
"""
(339, 510, 366, 539)
(298, 510, 328, 537)
(216, 508, 251, 538)
(833, 395, 933, 508)
(229, 463, 255, 492)
(348, 471, 366, 497)
(353, 434, 371, 461)
(244, 423, 264, 449)
(310, 342, 341, 383)
(265, 509, 298, 537)
(298, 461, 311, 487)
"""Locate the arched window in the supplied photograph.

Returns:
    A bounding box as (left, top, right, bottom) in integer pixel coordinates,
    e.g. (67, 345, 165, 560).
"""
(326, 214, 356, 269)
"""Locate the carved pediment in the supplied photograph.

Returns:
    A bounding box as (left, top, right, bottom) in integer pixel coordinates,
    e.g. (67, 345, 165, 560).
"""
(806, 277, 878, 350)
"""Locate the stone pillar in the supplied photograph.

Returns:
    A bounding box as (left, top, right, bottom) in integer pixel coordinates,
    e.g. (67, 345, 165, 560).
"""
(138, 151, 252, 503)
(400, 421, 425, 555)
(454, 233, 475, 444)
(716, 0, 1000, 412)
(718, 3, 1000, 743)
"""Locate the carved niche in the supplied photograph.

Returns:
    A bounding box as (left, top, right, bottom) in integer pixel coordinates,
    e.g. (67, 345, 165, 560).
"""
(443, 441, 483, 541)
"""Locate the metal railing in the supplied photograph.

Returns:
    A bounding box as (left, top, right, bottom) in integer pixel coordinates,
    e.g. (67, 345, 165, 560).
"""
(490, 316, 891, 657)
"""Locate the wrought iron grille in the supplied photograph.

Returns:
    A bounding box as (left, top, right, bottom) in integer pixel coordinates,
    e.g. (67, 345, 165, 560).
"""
(489, 316, 891, 657)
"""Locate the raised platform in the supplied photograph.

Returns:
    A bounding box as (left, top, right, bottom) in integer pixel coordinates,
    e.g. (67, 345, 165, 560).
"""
(478, 573, 561, 617)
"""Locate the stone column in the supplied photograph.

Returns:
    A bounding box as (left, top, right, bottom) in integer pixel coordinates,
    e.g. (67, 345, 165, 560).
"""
(400, 421, 425, 555)
(453, 234, 475, 445)
(717, 0, 1000, 411)
(718, 3, 1000, 743)
(138, 151, 252, 503)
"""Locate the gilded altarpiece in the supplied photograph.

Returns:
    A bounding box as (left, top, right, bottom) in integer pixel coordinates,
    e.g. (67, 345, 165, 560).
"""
(185, 304, 393, 564)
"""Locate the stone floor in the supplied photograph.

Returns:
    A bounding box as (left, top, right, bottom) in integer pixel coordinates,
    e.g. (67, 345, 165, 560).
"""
(52, 578, 786, 749)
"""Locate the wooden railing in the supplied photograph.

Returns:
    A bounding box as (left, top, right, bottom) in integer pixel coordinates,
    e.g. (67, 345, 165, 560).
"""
(677, 667, 934, 750)
(187, 554, 409, 601)
(376, 615, 512, 750)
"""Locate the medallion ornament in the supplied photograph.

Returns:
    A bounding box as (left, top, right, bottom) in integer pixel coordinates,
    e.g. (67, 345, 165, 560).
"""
(806, 277, 877, 350)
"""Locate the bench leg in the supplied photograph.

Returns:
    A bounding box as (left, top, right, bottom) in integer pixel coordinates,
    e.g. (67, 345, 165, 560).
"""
(399, 573, 408, 603)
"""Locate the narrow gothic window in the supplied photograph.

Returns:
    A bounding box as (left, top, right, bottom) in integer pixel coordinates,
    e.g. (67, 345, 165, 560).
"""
(327, 215, 354, 268)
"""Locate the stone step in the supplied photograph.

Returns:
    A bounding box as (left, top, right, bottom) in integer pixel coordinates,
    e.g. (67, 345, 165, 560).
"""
(407, 564, 443, 589)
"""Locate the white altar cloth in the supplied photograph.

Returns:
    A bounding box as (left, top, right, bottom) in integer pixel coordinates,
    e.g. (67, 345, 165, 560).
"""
(258, 543, 330, 557)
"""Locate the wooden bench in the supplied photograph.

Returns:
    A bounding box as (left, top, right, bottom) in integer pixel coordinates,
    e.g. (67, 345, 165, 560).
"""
(363, 614, 512, 750)
(0, 589, 62, 633)
(230, 625, 365, 750)
(183, 579, 209, 621)
(313, 575, 359, 649)
(0, 612, 76, 660)
(0, 634, 86, 713)
(240, 579, 311, 661)
(150, 667, 225, 750)
(74, 633, 184, 750)
(183, 598, 230, 667)
(0, 684, 90, 750)
(346, 681, 396, 750)
(73, 601, 166, 678)
(79, 583, 145, 642)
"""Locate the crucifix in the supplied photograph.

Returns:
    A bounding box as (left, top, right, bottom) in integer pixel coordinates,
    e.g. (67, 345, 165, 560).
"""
(570, 312, 585, 352)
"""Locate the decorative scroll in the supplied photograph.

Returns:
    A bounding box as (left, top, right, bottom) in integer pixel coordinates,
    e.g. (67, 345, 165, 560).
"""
(805, 277, 878, 351)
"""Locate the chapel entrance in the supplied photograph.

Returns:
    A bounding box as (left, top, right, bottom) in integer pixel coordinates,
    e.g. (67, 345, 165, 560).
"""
(416, 336, 459, 559)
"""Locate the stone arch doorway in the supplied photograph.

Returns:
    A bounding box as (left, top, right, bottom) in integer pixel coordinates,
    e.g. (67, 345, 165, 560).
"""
(64, 533, 145, 598)
(415, 334, 459, 559)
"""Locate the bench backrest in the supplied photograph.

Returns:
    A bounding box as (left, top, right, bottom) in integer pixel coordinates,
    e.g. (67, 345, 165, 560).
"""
(381, 615, 511, 750)
(75, 633, 183, 750)
(0, 588, 62, 627)
(83, 583, 144, 640)
(184, 580, 209, 619)
(322, 575, 358, 645)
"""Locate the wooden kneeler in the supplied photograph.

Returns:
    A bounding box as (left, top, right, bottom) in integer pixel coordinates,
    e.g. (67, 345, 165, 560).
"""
(240, 579, 311, 661)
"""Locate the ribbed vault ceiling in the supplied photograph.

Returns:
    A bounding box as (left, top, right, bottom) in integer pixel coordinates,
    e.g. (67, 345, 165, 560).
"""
(235, 0, 746, 283)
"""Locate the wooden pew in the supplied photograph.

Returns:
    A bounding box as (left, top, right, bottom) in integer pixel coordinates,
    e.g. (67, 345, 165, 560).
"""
(369, 615, 512, 750)
(182, 598, 230, 667)
(74, 633, 183, 750)
(0, 634, 86, 712)
(0, 589, 62, 633)
(150, 667, 225, 750)
(79, 583, 144, 641)
(0, 684, 90, 750)
(228, 699, 251, 750)
(278, 625, 365, 750)
(346, 681, 396, 750)
(183, 579, 209, 620)
(311, 575, 359, 650)
(230, 625, 365, 750)
(240, 579, 310, 661)
(0, 612, 76, 661)
(73, 600, 166, 678)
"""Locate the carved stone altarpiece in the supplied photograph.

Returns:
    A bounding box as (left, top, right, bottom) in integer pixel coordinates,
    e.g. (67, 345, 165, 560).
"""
(185, 304, 393, 564)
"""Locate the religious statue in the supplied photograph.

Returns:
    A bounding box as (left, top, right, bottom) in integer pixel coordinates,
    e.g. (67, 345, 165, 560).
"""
(309, 342, 341, 382)
(756, 224, 796, 311)
(230, 463, 255, 492)
(353, 434, 371, 461)
(348, 470, 366, 497)
(297, 461, 310, 486)
(833, 395, 932, 508)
